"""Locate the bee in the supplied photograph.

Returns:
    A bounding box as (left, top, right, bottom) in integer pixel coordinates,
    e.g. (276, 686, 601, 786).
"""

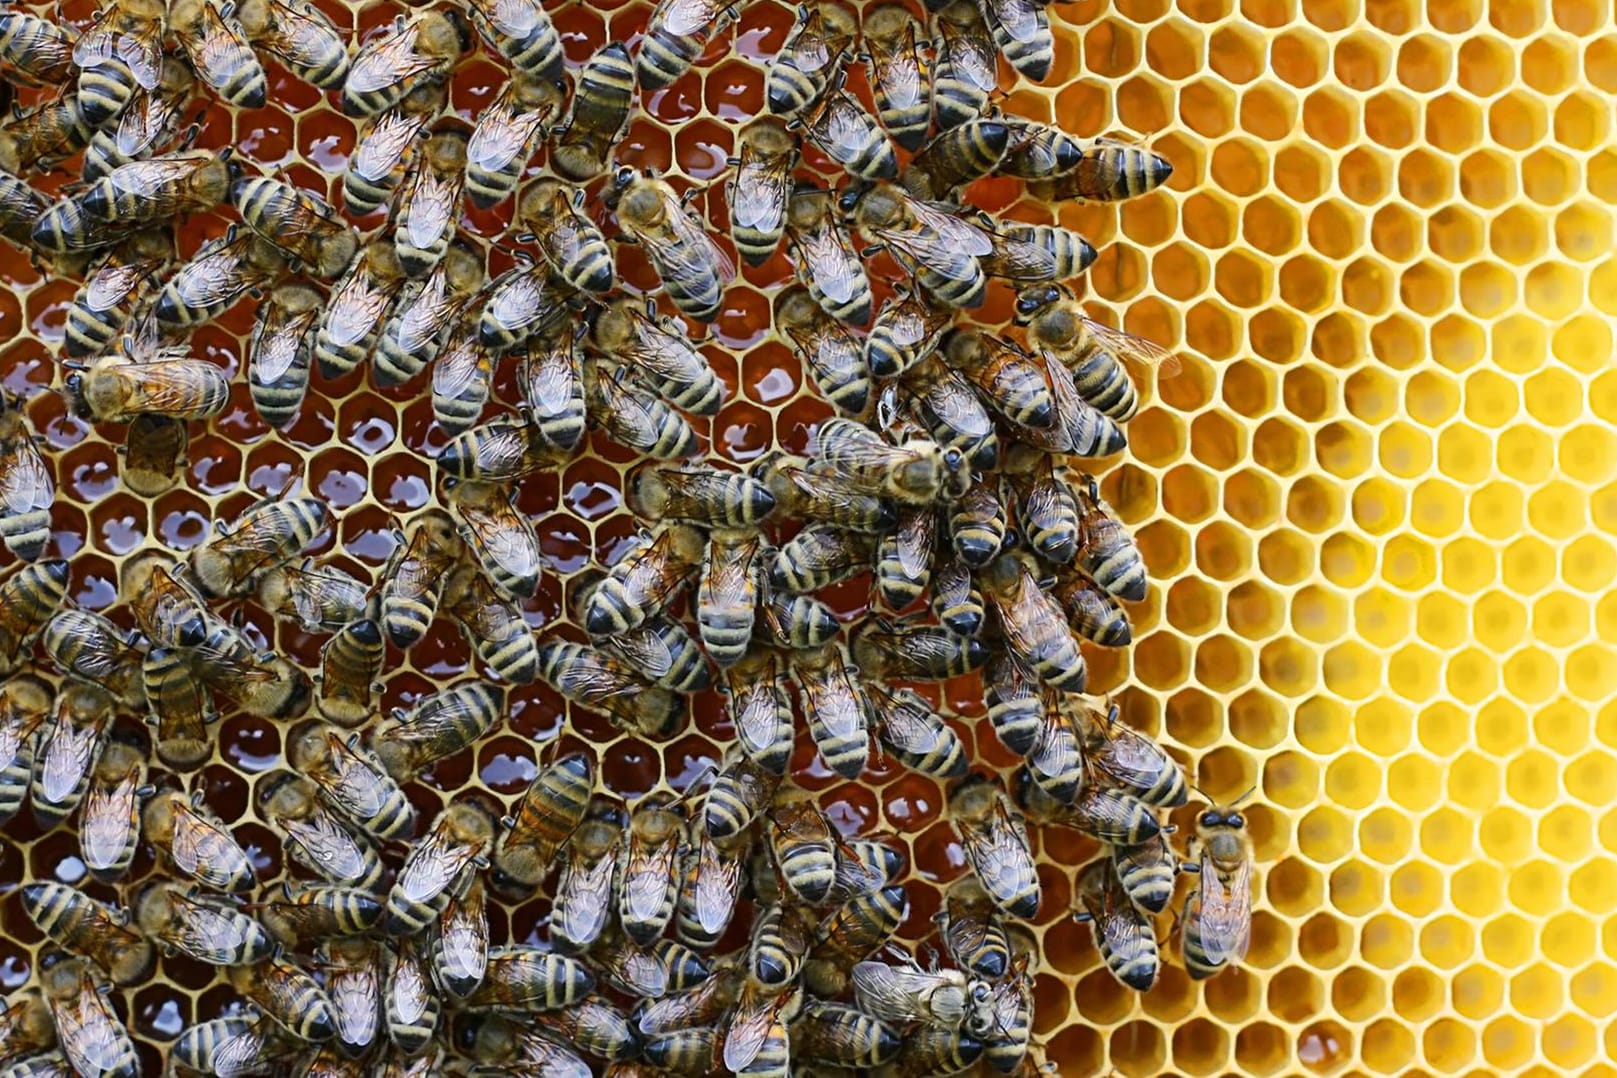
(674, 822, 745, 948)
(814, 416, 967, 505)
(757, 591, 840, 650)
(1025, 701, 1081, 804)
(551, 798, 623, 954)
(135, 881, 273, 965)
(0, 394, 49, 564)
(1028, 137, 1174, 202)
(862, 4, 929, 152)
(854, 619, 986, 682)
(722, 982, 799, 1076)
(590, 298, 725, 415)
(637, 0, 732, 89)
(443, 565, 541, 685)
(846, 182, 990, 308)
(978, 0, 1051, 79)
(31, 681, 112, 829)
(726, 117, 796, 265)
(385, 935, 439, 1054)
(171, 1015, 293, 1078)
(62, 229, 171, 357)
(153, 226, 288, 326)
(531, 998, 638, 1061)
(383, 801, 495, 936)
(392, 126, 465, 277)
(938, 877, 1012, 979)
(809, 865, 904, 953)
(225, 652, 312, 723)
(256, 558, 371, 634)
(142, 788, 256, 892)
(489, 751, 593, 891)
(169, 0, 266, 106)
(785, 186, 872, 326)
(794, 643, 872, 779)
(929, 557, 983, 637)
(864, 283, 948, 381)
(0, 90, 91, 176)
(774, 285, 871, 415)
(0, 990, 56, 1068)
(227, 957, 338, 1042)
(370, 678, 504, 782)
(322, 938, 382, 1059)
(74, 23, 150, 131)
(768, 2, 857, 116)
(1041, 779, 1161, 844)
(314, 239, 408, 379)
(379, 509, 459, 649)
(702, 743, 778, 840)
(63, 348, 229, 426)
(56, 149, 232, 238)
(588, 361, 701, 460)
(316, 618, 385, 727)
(341, 9, 470, 117)
(931, 1, 994, 131)
(464, 76, 563, 209)
(902, 118, 1010, 200)
(802, 84, 897, 181)
(607, 167, 735, 323)
(873, 504, 933, 610)
(287, 723, 417, 842)
(1002, 222, 1098, 280)
(475, 256, 569, 354)
(119, 412, 188, 497)
(603, 614, 712, 692)
(584, 523, 704, 636)
(231, 175, 358, 279)
(1074, 472, 1148, 601)
(642, 1026, 720, 1073)
(41, 609, 145, 709)
(0, 676, 50, 823)
(949, 774, 1041, 918)
(762, 456, 894, 534)
(77, 739, 145, 881)
(851, 959, 994, 1033)
(343, 82, 444, 216)
(980, 554, 1086, 691)
(995, 118, 1083, 181)
(629, 463, 775, 528)
(867, 684, 967, 778)
(633, 962, 741, 1034)
(141, 645, 215, 769)
(39, 959, 138, 1078)
(81, 57, 193, 181)
(768, 793, 838, 904)
(745, 903, 811, 988)
(1113, 832, 1178, 916)
(941, 327, 1054, 427)
(792, 1001, 902, 1068)
(255, 882, 384, 950)
(236, 0, 350, 88)
(1075, 857, 1158, 990)
(981, 958, 1033, 1072)
(506, 183, 609, 296)
(894, 356, 997, 469)
(1053, 574, 1131, 646)
(879, 1026, 985, 1076)
(768, 523, 874, 594)
(617, 793, 689, 945)
(260, 772, 386, 889)
(1182, 798, 1254, 979)
(518, 332, 588, 453)
(466, 0, 563, 79)
(0, 561, 66, 673)
(550, 42, 633, 183)
(1021, 286, 1175, 423)
(448, 479, 544, 601)
(0, 171, 48, 254)
(721, 648, 795, 774)
(434, 875, 488, 998)
(0, 9, 75, 87)
(122, 553, 205, 648)
(455, 1015, 593, 1074)
(1000, 444, 1077, 565)
(20, 884, 153, 987)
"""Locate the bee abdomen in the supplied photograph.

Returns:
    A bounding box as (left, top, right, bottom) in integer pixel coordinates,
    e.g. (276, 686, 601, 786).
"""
(1070, 350, 1139, 421)
(635, 30, 701, 91)
(75, 60, 135, 129)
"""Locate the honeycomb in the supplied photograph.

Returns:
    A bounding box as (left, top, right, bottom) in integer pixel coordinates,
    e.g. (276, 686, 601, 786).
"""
(0, 0, 1611, 1071)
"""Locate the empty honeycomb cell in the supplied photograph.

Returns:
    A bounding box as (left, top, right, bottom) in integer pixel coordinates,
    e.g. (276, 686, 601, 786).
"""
(1389, 860, 1445, 917)
(1484, 1015, 1537, 1070)
(1166, 686, 1225, 746)
(1172, 1017, 1231, 1074)
(1572, 964, 1617, 1017)
(1225, 470, 1282, 529)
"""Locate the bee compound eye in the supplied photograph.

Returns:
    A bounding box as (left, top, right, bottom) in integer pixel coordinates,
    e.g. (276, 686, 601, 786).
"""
(1199, 811, 1220, 827)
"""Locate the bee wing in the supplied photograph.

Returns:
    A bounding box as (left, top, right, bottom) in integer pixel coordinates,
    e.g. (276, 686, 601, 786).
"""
(782, 9, 834, 72)
(992, 567, 1053, 658)
(326, 744, 391, 818)
(194, 2, 259, 89)
(521, 349, 580, 418)
(0, 436, 51, 516)
(730, 157, 789, 230)
(985, 0, 1042, 42)
(326, 274, 394, 348)
(353, 111, 424, 181)
(944, 24, 999, 91)
(918, 371, 994, 437)
(1079, 315, 1182, 378)
(253, 308, 316, 384)
(705, 535, 759, 609)
(107, 155, 203, 199)
(85, 258, 160, 312)
(473, 0, 543, 39)
(874, 31, 926, 108)
(399, 830, 477, 902)
(485, 266, 550, 329)
(261, 0, 346, 69)
(815, 94, 879, 161)
(1085, 722, 1174, 790)
(644, 188, 736, 284)
(172, 236, 257, 309)
(467, 92, 543, 170)
(624, 840, 676, 920)
(460, 502, 539, 577)
(691, 841, 742, 932)
(656, 0, 723, 38)
(801, 664, 863, 740)
(721, 991, 779, 1072)
(796, 226, 864, 304)
(612, 626, 674, 679)
(79, 780, 133, 868)
(887, 201, 993, 266)
(283, 813, 368, 880)
(403, 171, 459, 250)
(392, 275, 455, 352)
(75, 15, 163, 88)
(210, 1019, 273, 1076)
(1196, 850, 1252, 963)
(115, 94, 164, 156)
(346, 22, 434, 94)
(539, 190, 603, 268)
(56, 986, 128, 1074)
(983, 233, 1058, 280)
(431, 338, 486, 398)
(40, 724, 95, 804)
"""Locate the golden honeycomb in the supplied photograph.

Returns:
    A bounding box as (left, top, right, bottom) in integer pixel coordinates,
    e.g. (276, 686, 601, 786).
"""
(0, 0, 1610, 1071)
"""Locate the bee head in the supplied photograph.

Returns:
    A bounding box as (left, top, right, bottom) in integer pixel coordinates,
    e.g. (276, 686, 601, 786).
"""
(1014, 285, 1060, 320)
(61, 372, 92, 420)
(835, 183, 866, 217)
(441, 7, 474, 53)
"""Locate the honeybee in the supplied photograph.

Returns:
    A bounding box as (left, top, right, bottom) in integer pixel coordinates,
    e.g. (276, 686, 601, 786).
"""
(642, 1026, 720, 1074)
(1028, 137, 1174, 202)
(874, 503, 933, 610)
(629, 463, 776, 529)
(464, 75, 562, 209)
(1052, 574, 1130, 646)
(384, 935, 439, 1054)
(434, 875, 488, 998)
(154, 226, 288, 326)
(773, 285, 871, 416)
(0, 90, 91, 176)
(756, 592, 838, 651)
(0, 678, 47, 824)
(803, 884, 907, 996)
(81, 56, 193, 181)
(56, 149, 232, 238)
(256, 558, 371, 634)
(235, 0, 350, 88)
(1025, 700, 1081, 804)
(862, 4, 929, 152)
(493, 751, 592, 891)
(583, 523, 704, 636)
(119, 412, 187, 497)
(455, 1015, 593, 1074)
(321, 938, 382, 1058)
(698, 743, 774, 840)
(63, 348, 229, 426)
(169, 0, 266, 106)
(794, 643, 873, 779)
(260, 772, 386, 889)
(941, 327, 1054, 427)
(62, 229, 170, 357)
(637, 0, 733, 89)
(902, 118, 1009, 200)
(341, 9, 470, 117)
(227, 956, 338, 1042)
(141, 644, 214, 769)
(616, 793, 688, 945)
(0, 9, 75, 87)
(931, 1, 994, 131)
(1074, 472, 1147, 601)
(980, 554, 1086, 691)
(979, 0, 1051, 79)
(531, 997, 638, 1061)
(549, 42, 633, 182)
(768, 523, 874, 593)
(0, 394, 50, 564)
(551, 798, 622, 953)
(851, 959, 993, 1032)
(71, 0, 162, 111)
(232, 175, 358, 279)
(0, 171, 48, 254)
(315, 617, 384, 727)
(995, 118, 1081, 181)
(512, 332, 587, 454)
(949, 774, 1040, 918)
(465, 0, 563, 79)
(314, 239, 408, 379)
(1182, 798, 1254, 979)
(343, 82, 443, 216)
(803, 84, 898, 181)
(442, 565, 541, 685)
(693, 531, 757, 667)
(31, 681, 112, 829)
(938, 877, 1012, 979)
(599, 612, 714, 694)
(497, 194, 607, 307)
(633, 961, 742, 1034)
(675, 822, 746, 948)
(392, 126, 465, 277)
(0, 990, 56, 1068)
(538, 640, 685, 739)
(867, 684, 967, 778)
(1113, 832, 1178, 916)
(383, 801, 495, 935)
(929, 557, 983, 637)
(724, 981, 800, 1076)
(862, 284, 948, 380)
(136, 881, 273, 965)
(1049, 779, 1162, 845)
(437, 415, 554, 486)
(1000, 444, 1077, 565)
(591, 298, 725, 415)
(793, 1001, 902, 1068)
(1075, 857, 1158, 990)
(1003, 221, 1098, 280)
(721, 647, 795, 773)
(607, 168, 736, 323)
(171, 1014, 294, 1077)
(190, 492, 332, 601)
(255, 881, 383, 950)
(142, 788, 256, 892)
(785, 186, 872, 326)
(846, 182, 990, 308)
(815, 416, 967, 505)
(0, 562, 59, 667)
(76, 740, 144, 881)
(447, 479, 544, 601)
(894, 356, 997, 469)
(588, 361, 701, 460)
(745, 904, 811, 990)
(1020, 286, 1176, 423)
(768, 2, 856, 116)
(21, 884, 152, 987)
(726, 117, 796, 265)
(41, 609, 144, 709)
(855, 619, 986, 682)
(288, 722, 417, 842)
(370, 678, 503, 782)
(763, 455, 893, 534)
(122, 554, 204, 649)
(768, 793, 838, 904)
(39, 959, 137, 1078)
(380, 509, 459, 649)
(475, 256, 569, 353)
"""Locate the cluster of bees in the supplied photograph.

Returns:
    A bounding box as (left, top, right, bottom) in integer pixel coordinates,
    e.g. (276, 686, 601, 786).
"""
(0, 0, 1264, 1069)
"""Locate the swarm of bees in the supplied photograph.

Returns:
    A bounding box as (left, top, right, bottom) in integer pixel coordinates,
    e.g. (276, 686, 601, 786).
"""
(0, 0, 1266, 1070)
